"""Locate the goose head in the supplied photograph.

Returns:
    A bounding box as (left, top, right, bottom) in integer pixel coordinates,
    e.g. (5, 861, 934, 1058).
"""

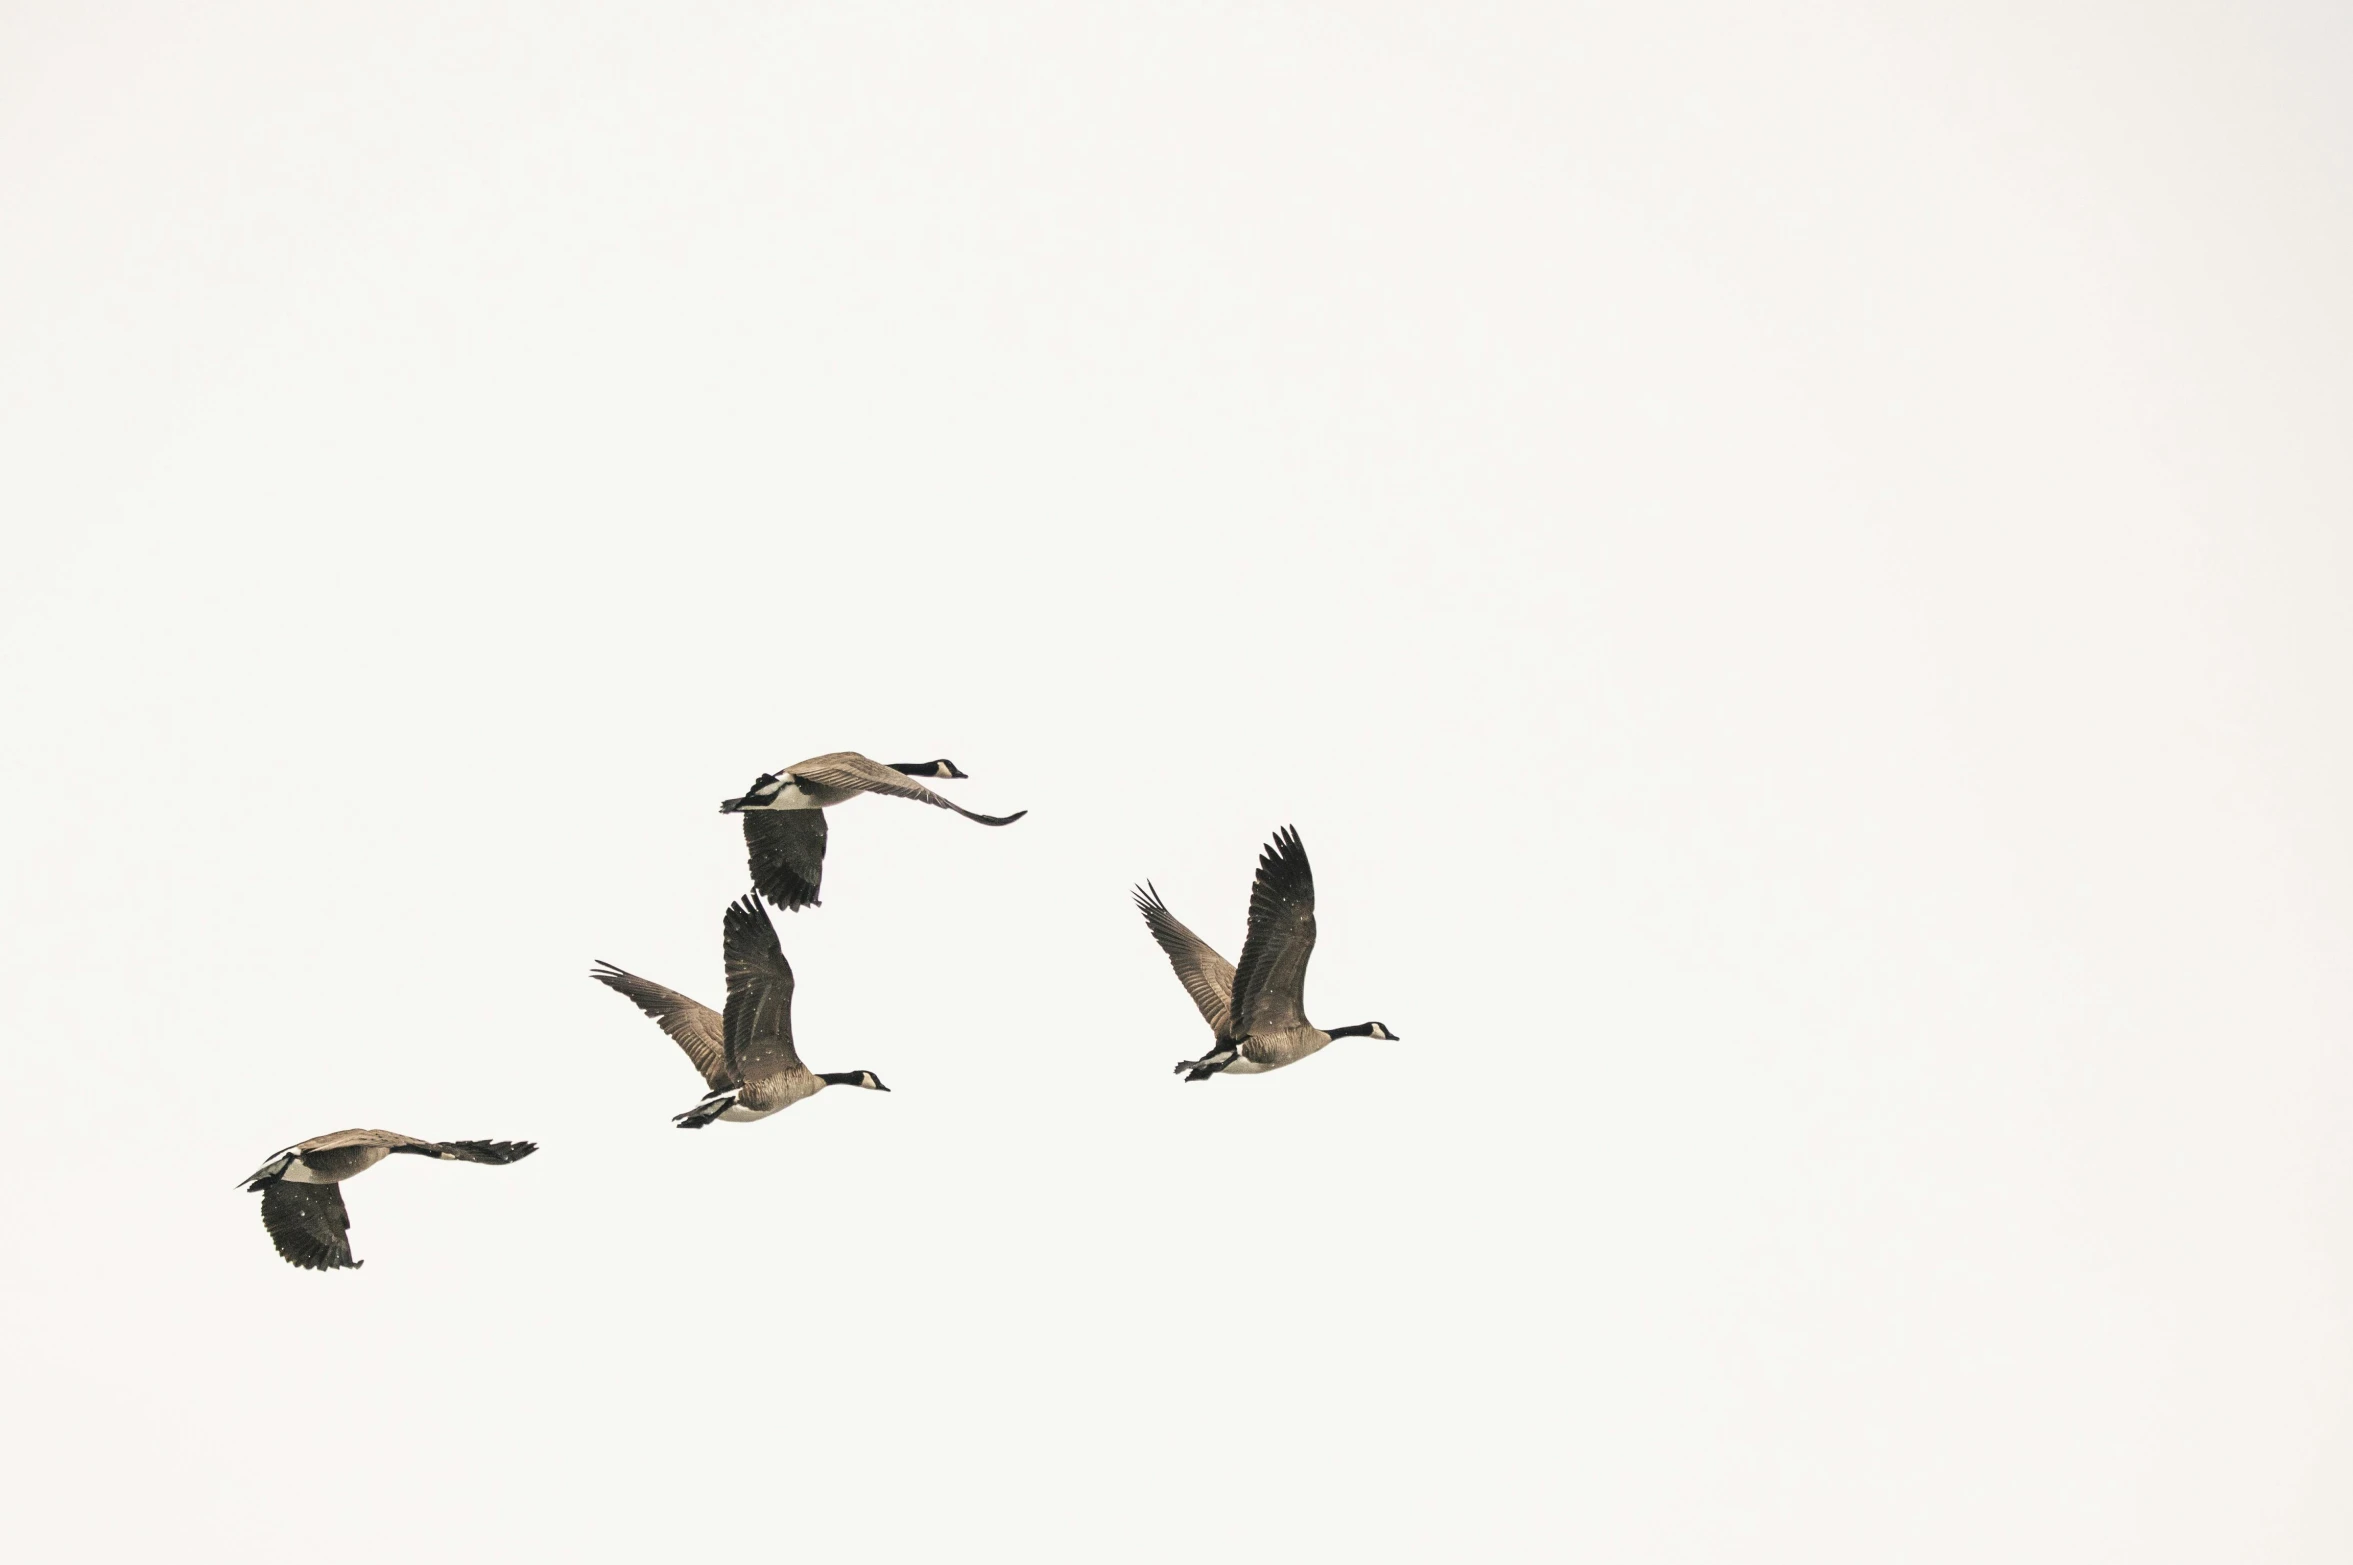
(719, 772, 788, 813)
(889, 759, 968, 780)
(821, 1070, 891, 1092)
(1327, 1022, 1401, 1042)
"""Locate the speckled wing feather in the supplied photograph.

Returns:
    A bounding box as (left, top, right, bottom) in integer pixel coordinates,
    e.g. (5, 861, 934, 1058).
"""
(789, 754, 1028, 827)
(592, 963, 733, 1087)
(261, 1181, 358, 1270)
(744, 809, 828, 911)
(1133, 883, 1235, 1038)
(720, 894, 802, 1080)
(1225, 827, 1318, 1039)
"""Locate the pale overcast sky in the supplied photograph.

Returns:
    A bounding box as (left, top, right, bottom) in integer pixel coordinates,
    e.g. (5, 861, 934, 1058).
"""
(2, 3, 2350, 1560)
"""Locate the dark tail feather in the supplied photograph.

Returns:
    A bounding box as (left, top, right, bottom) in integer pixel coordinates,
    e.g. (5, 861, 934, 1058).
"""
(673, 1093, 734, 1130)
(1174, 1045, 1238, 1082)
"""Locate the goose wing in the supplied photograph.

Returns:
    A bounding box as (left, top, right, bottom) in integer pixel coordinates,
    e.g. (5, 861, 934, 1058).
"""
(1132, 883, 1235, 1037)
(1226, 826, 1318, 1038)
(292, 1128, 428, 1155)
(592, 963, 734, 1087)
(260, 1181, 359, 1270)
(744, 809, 828, 911)
(294, 1128, 542, 1163)
(789, 753, 1028, 827)
(720, 894, 802, 1080)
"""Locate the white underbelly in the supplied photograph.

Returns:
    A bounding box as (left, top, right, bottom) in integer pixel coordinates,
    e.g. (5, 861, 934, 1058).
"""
(760, 773, 839, 810)
(719, 1101, 782, 1122)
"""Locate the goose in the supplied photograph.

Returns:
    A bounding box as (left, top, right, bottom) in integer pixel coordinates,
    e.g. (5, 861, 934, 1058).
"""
(719, 752, 1026, 911)
(592, 893, 891, 1128)
(1134, 826, 1400, 1081)
(237, 1130, 537, 1271)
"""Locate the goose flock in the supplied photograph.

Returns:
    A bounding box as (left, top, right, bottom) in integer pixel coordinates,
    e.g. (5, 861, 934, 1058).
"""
(243, 750, 1398, 1268)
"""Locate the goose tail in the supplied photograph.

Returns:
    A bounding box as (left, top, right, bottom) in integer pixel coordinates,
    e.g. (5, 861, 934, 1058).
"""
(1174, 1044, 1239, 1082)
(673, 1090, 738, 1130)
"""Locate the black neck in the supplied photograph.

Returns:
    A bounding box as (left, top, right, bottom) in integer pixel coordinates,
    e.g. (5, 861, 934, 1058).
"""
(889, 759, 960, 779)
(820, 1071, 868, 1087)
(1326, 1023, 1381, 1040)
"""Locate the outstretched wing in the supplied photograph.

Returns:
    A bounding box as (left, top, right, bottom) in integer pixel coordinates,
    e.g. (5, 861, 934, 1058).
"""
(260, 1181, 359, 1270)
(744, 809, 828, 911)
(1132, 883, 1235, 1037)
(294, 1128, 535, 1159)
(1226, 826, 1317, 1039)
(720, 894, 801, 1079)
(790, 753, 1028, 827)
(592, 963, 733, 1087)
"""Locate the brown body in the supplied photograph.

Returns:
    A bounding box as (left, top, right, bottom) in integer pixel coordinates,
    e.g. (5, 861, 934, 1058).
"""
(593, 894, 890, 1129)
(1135, 827, 1400, 1082)
(240, 1129, 537, 1270)
(719, 752, 1026, 911)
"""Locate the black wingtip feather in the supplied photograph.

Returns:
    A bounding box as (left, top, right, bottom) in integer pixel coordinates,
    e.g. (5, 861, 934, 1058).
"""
(742, 809, 827, 911)
(444, 1139, 538, 1164)
(260, 1181, 360, 1270)
(1253, 826, 1312, 895)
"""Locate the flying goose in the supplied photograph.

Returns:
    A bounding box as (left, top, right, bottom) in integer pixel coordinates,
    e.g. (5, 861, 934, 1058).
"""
(719, 752, 1026, 911)
(238, 1130, 537, 1271)
(592, 893, 890, 1128)
(1134, 826, 1400, 1081)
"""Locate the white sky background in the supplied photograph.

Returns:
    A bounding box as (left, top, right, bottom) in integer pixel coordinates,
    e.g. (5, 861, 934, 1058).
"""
(1, 1, 2349, 1558)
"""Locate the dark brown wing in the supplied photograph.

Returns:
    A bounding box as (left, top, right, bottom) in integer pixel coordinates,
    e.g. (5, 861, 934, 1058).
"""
(591, 963, 732, 1087)
(1133, 883, 1235, 1037)
(720, 894, 802, 1079)
(260, 1182, 359, 1270)
(1225, 827, 1317, 1039)
(791, 755, 1027, 827)
(744, 809, 828, 911)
